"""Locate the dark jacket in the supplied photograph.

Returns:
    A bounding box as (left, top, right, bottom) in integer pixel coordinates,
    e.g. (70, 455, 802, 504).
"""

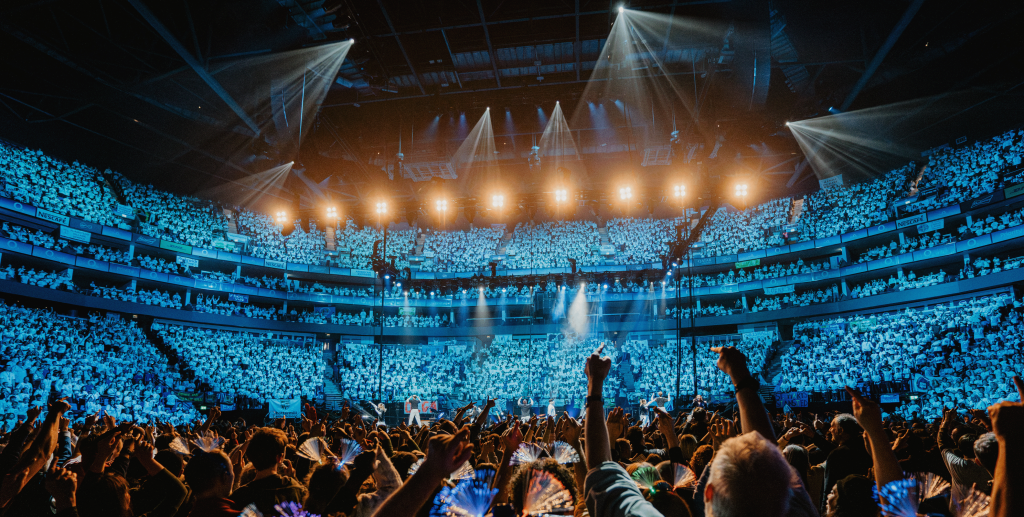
(229, 474, 307, 517)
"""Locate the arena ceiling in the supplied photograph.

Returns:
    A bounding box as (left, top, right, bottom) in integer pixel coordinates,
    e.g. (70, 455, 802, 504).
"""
(0, 0, 1021, 216)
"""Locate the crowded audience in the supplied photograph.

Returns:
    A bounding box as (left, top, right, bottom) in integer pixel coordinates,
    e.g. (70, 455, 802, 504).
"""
(420, 227, 502, 272)
(153, 322, 323, 403)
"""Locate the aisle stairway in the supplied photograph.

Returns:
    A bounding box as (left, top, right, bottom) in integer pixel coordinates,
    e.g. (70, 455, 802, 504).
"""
(619, 356, 635, 392)
(789, 199, 804, 224)
(415, 233, 426, 255)
(142, 322, 198, 387)
(323, 379, 345, 410)
(223, 208, 238, 234)
(325, 224, 337, 251)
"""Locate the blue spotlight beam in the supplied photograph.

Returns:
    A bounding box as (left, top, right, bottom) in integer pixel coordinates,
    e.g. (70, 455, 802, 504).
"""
(840, 0, 926, 111)
(126, 0, 261, 136)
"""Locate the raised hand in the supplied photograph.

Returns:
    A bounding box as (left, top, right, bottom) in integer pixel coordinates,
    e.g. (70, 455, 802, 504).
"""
(585, 353, 612, 383)
(606, 407, 626, 441)
(710, 346, 751, 383)
(846, 387, 883, 433)
(654, 409, 677, 447)
(710, 419, 737, 449)
(562, 414, 582, 444)
(44, 465, 77, 512)
(501, 421, 523, 454)
(420, 426, 474, 481)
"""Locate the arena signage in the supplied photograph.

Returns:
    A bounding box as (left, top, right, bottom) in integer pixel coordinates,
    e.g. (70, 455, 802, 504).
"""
(735, 259, 760, 268)
(868, 221, 896, 236)
(59, 225, 91, 244)
(764, 284, 795, 295)
(895, 213, 927, 229)
(35, 208, 69, 226)
(75, 256, 108, 272)
(108, 263, 140, 277)
(134, 234, 160, 246)
(101, 225, 132, 241)
(775, 391, 808, 408)
(160, 240, 192, 254)
(0, 197, 36, 216)
(176, 255, 199, 268)
(228, 293, 249, 303)
(927, 205, 960, 221)
(351, 269, 375, 278)
(32, 246, 75, 266)
(1005, 183, 1024, 199)
(264, 259, 287, 270)
(917, 219, 944, 234)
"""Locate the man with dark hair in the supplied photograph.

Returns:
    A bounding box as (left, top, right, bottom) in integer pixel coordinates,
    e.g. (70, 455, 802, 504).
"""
(184, 450, 235, 517)
(938, 406, 993, 511)
(821, 413, 873, 509)
(229, 427, 306, 516)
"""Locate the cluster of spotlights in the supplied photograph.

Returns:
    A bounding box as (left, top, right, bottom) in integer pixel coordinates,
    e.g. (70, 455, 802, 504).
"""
(673, 185, 685, 197)
(554, 189, 568, 202)
(376, 201, 387, 215)
(619, 186, 633, 200)
(325, 206, 338, 219)
(735, 183, 748, 197)
(492, 194, 504, 208)
(275, 211, 287, 225)
(436, 199, 448, 212)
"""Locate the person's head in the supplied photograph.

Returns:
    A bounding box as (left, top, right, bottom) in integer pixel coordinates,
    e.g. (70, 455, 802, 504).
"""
(183, 450, 233, 499)
(391, 451, 421, 481)
(247, 427, 289, 471)
(692, 407, 707, 422)
(782, 444, 810, 484)
(76, 472, 131, 517)
(974, 432, 998, 474)
(958, 434, 978, 459)
(509, 460, 576, 514)
(689, 444, 714, 478)
(303, 461, 349, 514)
(650, 489, 693, 517)
(705, 433, 794, 517)
(678, 434, 699, 462)
(830, 414, 863, 445)
(626, 426, 646, 457)
(155, 450, 185, 477)
(825, 474, 877, 517)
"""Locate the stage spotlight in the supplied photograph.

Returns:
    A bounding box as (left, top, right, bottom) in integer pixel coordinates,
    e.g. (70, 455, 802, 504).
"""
(619, 186, 633, 200)
(275, 211, 287, 225)
(384, 275, 390, 280)
(492, 194, 504, 208)
(326, 206, 338, 219)
(554, 189, 568, 202)
(436, 199, 448, 212)
(735, 183, 749, 198)
(376, 201, 387, 214)
(673, 185, 685, 198)
(397, 282, 402, 287)
(618, 5, 625, 12)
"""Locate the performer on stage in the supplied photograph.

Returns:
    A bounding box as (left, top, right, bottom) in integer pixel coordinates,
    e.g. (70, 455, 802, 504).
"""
(692, 394, 707, 409)
(491, 398, 504, 421)
(648, 391, 670, 409)
(406, 394, 422, 426)
(638, 397, 650, 426)
(518, 397, 533, 421)
(547, 398, 556, 418)
(373, 402, 387, 426)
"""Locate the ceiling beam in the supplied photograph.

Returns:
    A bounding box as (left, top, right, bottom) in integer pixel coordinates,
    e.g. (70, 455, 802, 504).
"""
(125, 0, 261, 136)
(839, 0, 926, 111)
(476, 0, 502, 88)
(0, 21, 254, 135)
(324, 69, 708, 107)
(375, 0, 426, 95)
(439, 28, 463, 89)
(369, 0, 731, 38)
(574, 0, 581, 81)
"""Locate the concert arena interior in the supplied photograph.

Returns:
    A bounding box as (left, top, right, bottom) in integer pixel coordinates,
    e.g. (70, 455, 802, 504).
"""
(0, 1, 1022, 516)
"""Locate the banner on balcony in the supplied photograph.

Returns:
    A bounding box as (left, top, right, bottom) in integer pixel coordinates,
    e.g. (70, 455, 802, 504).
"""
(763, 284, 795, 295)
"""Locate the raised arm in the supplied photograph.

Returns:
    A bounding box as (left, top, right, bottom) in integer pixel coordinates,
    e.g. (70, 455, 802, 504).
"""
(584, 353, 614, 466)
(0, 399, 70, 508)
(847, 387, 903, 494)
(989, 376, 1024, 517)
(711, 346, 775, 441)
(369, 426, 473, 517)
